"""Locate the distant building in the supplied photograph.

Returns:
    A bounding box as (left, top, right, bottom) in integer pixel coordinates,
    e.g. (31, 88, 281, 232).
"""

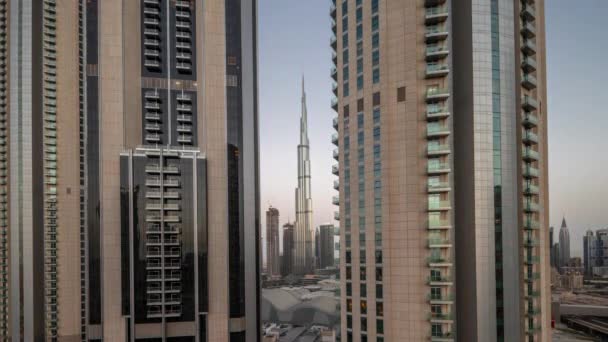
(282, 223, 295, 276)
(584, 230, 594, 276)
(550, 226, 555, 267)
(559, 217, 571, 268)
(266, 206, 281, 276)
(589, 229, 608, 276)
(317, 224, 335, 269)
(562, 271, 584, 291)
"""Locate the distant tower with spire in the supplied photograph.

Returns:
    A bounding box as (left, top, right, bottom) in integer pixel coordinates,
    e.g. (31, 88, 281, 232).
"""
(294, 77, 314, 274)
(558, 216, 571, 268)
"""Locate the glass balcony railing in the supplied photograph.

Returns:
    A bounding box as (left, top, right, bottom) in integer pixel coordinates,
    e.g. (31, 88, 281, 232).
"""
(428, 219, 451, 229)
(426, 88, 450, 100)
(428, 200, 451, 210)
(427, 144, 450, 155)
(428, 181, 450, 191)
(331, 133, 339, 145)
(428, 163, 450, 173)
(427, 124, 450, 136)
(522, 148, 539, 161)
(522, 112, 538, 127)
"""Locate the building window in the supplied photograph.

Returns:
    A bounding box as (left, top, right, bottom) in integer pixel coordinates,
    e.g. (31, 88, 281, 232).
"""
(372, 33, 379, 49)
(377, 319, 384, 334)
(372, 15, 379, 31)
(373, 68, 380, 84)
(357, 24, 363, 41)
(357, 75, 364, 90)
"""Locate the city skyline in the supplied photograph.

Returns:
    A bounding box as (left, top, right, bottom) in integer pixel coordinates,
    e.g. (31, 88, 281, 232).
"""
(258, 0, 608, 260)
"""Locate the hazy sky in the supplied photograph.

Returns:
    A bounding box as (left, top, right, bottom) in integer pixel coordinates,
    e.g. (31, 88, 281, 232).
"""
(258, 0, 608, 258)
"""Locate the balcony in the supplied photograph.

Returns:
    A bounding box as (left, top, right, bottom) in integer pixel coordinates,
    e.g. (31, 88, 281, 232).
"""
(427, 144, 451, 156)
(426, 64, 450, 79)
(431, 332, 455, 342)
(428, 313, 454, 323)
(330, 35, 337, 50)
(176, 0, 190, 9)
(522, 148, 539, 161)
(428, 219, 452, 230)
(427, 124, 450, 137)
(425, 7, 448, 24)
(427, 276, 453, 286)
(145, 90, 160, 99)
(425, 26, 449, 43)
(521, 39, 536, 56)
(524, 272, 540, 283)
(144, 39, 160, 47)
(333, 117, 338, 130)
(145, 123, 161, 131)
(332, 164, 339, 176)
(331, 66, 337, 81)
(428, 238, 452, 248)
(177, 93, 192, 102)
(522, 112, 538, 128)
(330, 3, 336, 17)
(331, 133, 339, 146)
(177, 104, 192, 112)
(522, 166, 539, 179)
(521, 22, 536, 39)
(427, 162, 451, 174)
(333, 180, 339, 190)
(331, 97, 338, 111)
(332, 196, 339, 206)
(522, 130, 538, 145)
(177, 135, 192, 144)
(425, 45, 450, 61)
(144, 28, 160, 37)
(523, 184, 539, 196)
(525, 256, 541, 265)
(521, 4, 536, 22)
(177, 115, 192, 122)
(428, 200, 451, 211)
(522, 96, 538, 111)
(428, 293, 454, 305)
(177, 63, 191, 71)
(176, 11, 190, 19)
(427, 181, 451, 193)
(426, 88, 450, 102)
(426, 107, 450, 120)
(334, 212, 340, 221)
(145, 102, 160, 110)
(177, 125, 191, 133)
(146, 134, 161, 142)
(521, 74, 537, 90)
(176, 31, 191, 40)
(522, 57, 537, 73)
(523, 238, 539, 248)
(523, 201, 540, 213)
(333, 148, 339, 161)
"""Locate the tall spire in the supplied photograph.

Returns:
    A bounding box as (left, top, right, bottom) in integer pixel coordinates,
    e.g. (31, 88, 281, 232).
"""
(300, 76, 308, 145)
(561, 216, 567, 228)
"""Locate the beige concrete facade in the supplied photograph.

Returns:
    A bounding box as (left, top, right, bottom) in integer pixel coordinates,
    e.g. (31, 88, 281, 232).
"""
(99, 0, 127, 340)
(333, 0, 551, 341)
(56, 0, 84, 339)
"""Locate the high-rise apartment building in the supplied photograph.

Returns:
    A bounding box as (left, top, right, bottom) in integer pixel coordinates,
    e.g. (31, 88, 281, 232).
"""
(4, 0, 260, 341)
(317, 224, 336, 270)
(587, 229, 608, 276)
(282, 223, 295, 277)
(266, 207, 281, 276)
(559, 217, 570, 269)
(583, 229, 593, 276)
(331, 0, 550, 341)
(294, 80, 314, 275)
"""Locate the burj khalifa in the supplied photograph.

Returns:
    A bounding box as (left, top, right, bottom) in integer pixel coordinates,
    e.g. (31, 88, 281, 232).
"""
(294, 78, 314, 274)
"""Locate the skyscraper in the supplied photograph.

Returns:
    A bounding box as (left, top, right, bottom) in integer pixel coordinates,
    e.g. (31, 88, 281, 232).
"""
(282, 223, 295, 277)
(583, 230, 593, 276)
(266, 207, 281, 276)
(4, 0, 260, 340)
(550, 226, 555, 267)
(318, 224, 336, 269)
(294, 79, 314, 274)
(331, 0, 550, 341)
(559, 217, 571, 269)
